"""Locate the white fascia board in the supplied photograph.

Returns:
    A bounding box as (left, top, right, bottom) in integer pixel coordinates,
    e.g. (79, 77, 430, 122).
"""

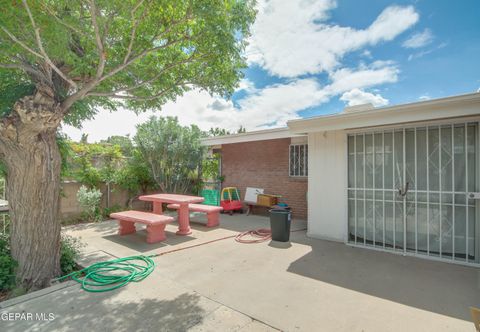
(201, 127, 306, 146)
(288, 92, 480, 134)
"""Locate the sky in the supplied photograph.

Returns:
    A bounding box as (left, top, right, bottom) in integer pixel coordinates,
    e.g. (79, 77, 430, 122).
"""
(63, 0, 480, 142)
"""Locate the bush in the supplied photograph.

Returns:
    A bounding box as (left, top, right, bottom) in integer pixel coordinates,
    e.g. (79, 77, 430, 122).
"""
(0, 233, 83, 294)
(135, 116, 206, 194)
(77, 185, 102, 222)
(114, 148, 156, 204)
(69, 142, 123, 188)
(102, 204, 123, 219)
(60, 234, 83, 275)
(0, 234, 17, 292)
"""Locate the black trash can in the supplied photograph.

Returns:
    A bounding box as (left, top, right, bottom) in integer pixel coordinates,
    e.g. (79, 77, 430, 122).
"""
(269, 208, 292, 242)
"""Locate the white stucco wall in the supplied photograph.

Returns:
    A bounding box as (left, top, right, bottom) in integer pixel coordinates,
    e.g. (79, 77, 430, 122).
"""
(307, 130, 347, 242)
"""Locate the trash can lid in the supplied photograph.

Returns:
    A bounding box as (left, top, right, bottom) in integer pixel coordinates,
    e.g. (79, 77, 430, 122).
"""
(269, 208, 291, 213)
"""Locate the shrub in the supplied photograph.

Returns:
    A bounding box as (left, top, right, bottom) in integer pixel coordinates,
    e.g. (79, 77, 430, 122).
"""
(135, 116, 206, 194)
(69, 142, 123, 188)
(60, 234, 83, 275)
(0, 233, 83, 294)
(77, 185, 102, 222)
(0, 234, 17, 291)
(102, 204, 123, 219)
(114, 148, 156, 205)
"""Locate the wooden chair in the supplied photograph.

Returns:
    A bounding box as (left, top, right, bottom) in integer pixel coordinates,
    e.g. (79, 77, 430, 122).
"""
(471, 307, 480, 331)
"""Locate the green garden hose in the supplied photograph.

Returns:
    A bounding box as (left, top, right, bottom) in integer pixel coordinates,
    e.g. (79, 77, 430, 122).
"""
(57, 227, 307, 293)
(56, 255, 156, 292)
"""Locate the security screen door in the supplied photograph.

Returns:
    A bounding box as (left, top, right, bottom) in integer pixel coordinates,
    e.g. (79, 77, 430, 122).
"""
(347, 122, 478, 263)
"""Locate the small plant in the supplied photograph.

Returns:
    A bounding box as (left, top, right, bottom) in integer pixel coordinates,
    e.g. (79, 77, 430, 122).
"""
(76, 185, 103, 223)
(0, 234, 17, 292)
(102, 204, 123, 219)
(60, 234, 83, 275)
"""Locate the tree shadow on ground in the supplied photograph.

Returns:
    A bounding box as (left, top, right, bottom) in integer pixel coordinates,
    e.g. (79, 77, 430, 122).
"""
(102, 230, 196, 253)
(212, 213, 307, 234)
(2, 289, 207, 332)
(287, 231, 480, 321)
(64, 219, 120, 236)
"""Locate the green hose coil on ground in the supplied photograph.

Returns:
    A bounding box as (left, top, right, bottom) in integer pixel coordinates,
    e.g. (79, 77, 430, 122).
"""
(56, 255, 156, 292)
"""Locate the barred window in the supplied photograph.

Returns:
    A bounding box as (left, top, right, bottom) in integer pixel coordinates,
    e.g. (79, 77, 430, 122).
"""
(289, 144, 308, 177)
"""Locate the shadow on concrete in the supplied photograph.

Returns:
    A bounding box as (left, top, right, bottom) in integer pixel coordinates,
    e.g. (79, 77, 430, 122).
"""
(286, 232, 480, 321)
(2, 290, 206, 332)
(268, 241, 292, 249)
(214, 214, 307, 235)
(66, 219, 120, 236)
(103, 230, 196, 253)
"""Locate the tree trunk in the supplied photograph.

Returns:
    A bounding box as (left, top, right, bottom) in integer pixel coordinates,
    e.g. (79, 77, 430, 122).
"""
(1, 95, 63, 290)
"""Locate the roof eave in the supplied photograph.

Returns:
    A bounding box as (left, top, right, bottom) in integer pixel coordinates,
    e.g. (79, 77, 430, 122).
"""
(201, 127, 306, 146)
(288, 92, 480, 134)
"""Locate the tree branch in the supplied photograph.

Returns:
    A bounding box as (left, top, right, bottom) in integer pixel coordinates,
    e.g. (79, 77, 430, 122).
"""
(98, 37, 185, 85)
(101, 10, 117, 46)
(40, 3, 87, 37)
(0, 63, 28, 71)
(22, 0, 78, 89)
(90, 79, 189, 101)
(0, 52, 51, 84)
(88, 0, 106, 79)
(123, 0, 146, 64)
(0, 62, 40, 80)
(61, 13, 193, 112)
(0, 25, 44, 58)
(87, 53, 205, 97)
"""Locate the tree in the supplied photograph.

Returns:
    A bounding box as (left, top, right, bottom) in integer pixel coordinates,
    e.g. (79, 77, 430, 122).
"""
(114, 148, 157, 206)
(101, 135, 134, 156)
(135, 116, 205, 194)
(0, 0, 255, 289)
(208, 127, 231, 137)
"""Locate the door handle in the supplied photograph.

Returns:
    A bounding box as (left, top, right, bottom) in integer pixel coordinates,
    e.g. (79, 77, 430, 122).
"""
(397, 182, 409, 197)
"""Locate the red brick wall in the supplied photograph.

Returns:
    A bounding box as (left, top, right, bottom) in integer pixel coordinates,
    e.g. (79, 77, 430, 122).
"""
(221, 138, 308, 219)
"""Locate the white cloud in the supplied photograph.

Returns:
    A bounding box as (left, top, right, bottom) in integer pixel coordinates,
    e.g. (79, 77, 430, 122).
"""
(326, 63, 399, 94)
(407, 41, 447, 61)
(62, 2, 409, 142)
(62, 108, 156, 142)
(63, 61, 400, 141)
(235, 78, 257, 93)
(247, 0, 418, 77)
(418, 95, 431, 101)
(163, 80, 327, 131)
(340, 88, 389, 107)
(361, 50, 372, 58)
(402, 28, 434, 48)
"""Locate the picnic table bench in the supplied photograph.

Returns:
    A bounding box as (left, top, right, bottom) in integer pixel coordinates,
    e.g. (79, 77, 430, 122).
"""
(139, 194, 204, 235)
(167, 203, 223, 227)
(110, 210, 174, 244)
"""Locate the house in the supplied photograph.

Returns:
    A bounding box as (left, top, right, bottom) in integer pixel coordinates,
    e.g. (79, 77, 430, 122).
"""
(202, 92, 480, 265)
(202, 128, 308, 219)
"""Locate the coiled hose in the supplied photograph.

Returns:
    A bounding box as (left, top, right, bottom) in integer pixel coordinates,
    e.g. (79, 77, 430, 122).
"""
(234, 228, 271, 243)
(57, 228, 304, 292)
(56, 255, 155, 292)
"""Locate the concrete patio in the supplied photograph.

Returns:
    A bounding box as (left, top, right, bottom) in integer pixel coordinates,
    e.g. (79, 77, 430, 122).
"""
(1, 213, 479, 331)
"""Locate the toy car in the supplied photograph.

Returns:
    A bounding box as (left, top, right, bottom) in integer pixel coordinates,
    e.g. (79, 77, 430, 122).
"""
(220, 187, 243, 215)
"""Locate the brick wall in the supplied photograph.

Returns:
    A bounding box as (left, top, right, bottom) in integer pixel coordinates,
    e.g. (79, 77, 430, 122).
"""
(221, 138, 308, 219)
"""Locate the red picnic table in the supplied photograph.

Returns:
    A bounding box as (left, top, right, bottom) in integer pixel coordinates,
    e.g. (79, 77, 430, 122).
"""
(139, 193, 204, 235)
